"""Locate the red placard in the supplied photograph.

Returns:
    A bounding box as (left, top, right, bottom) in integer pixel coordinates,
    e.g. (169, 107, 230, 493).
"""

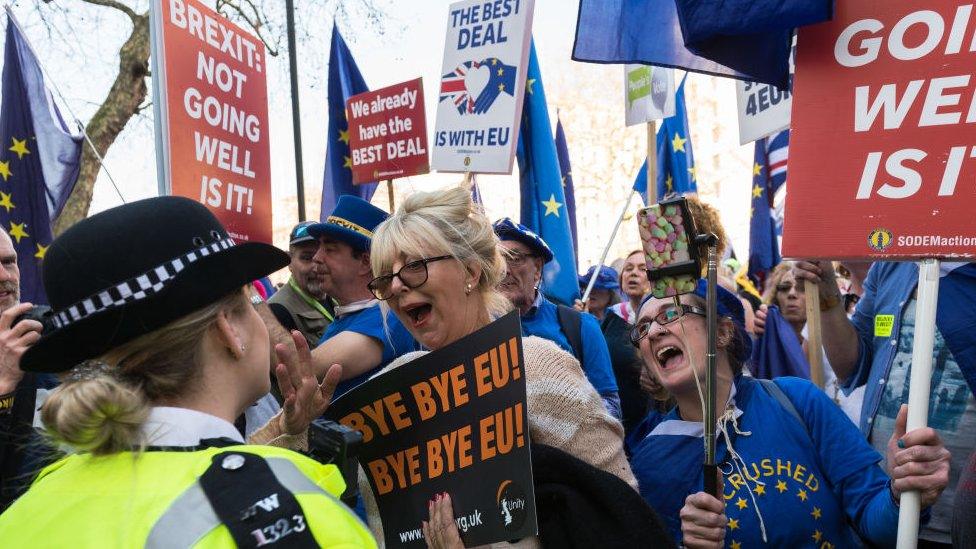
(784, 1, 976, 260)
(155, 0, 271, 243)
(345, 78, 430, 183)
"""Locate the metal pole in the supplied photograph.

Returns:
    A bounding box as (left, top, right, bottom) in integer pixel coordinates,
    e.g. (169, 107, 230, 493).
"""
(286, 0, 306, 221)
(702, 238, 719, 498)
(896, 258, 941, 548)
(581, 189, 637, 303)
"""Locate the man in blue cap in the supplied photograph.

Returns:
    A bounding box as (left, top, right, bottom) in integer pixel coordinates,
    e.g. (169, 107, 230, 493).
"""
(266, 221, 335, 350)
(493, 218, 621, 419)
(297, 196, 417, 397)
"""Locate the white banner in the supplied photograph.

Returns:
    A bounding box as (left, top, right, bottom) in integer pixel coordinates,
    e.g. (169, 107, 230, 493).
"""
(431, 0, 535, 174)
(624, 65, 674, 126)
(736, 80, 791, 144)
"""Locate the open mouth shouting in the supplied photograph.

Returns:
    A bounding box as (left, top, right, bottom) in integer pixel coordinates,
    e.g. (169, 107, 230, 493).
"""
(401, 301, 433, 328)
(653, 344, 686, 371)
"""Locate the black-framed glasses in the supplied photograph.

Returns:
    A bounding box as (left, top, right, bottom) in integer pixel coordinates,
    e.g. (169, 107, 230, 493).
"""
(503, 250, 537, 266)
(367, 255, 454, 300)
(630, 304, 707, 346)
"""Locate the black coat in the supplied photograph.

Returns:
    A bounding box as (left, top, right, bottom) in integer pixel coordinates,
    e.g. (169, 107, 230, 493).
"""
(532, 443, 675, 548)
(601, 313, 653, 434)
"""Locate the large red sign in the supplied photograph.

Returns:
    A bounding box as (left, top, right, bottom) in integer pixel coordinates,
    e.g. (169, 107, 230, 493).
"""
(346, 78, 429, 184)
(784, 1, 976, 260)
(153, 0, 272, 243)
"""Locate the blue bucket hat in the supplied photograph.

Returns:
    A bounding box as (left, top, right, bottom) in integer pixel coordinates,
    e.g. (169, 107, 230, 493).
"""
(492, 218, 554, 264)
(308, 196, 388, 253)
(639, 279, 752, 363)
(579, 265, 620, 291)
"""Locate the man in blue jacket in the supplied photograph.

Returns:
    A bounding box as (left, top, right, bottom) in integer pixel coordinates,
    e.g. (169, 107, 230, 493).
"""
(493, 218, 620, 419)
(795, 259, 976, 546)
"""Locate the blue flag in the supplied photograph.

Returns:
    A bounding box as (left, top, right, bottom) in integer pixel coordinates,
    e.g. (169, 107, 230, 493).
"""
(938, 263, 976, 398)
(0, 12, 81, 304)
(517, 42, 579, 306)
(321, 27, 376, 219)
(632, 78, 696, 203)
(751, 305, 810, 380)
(553, 116, 578, 263)
(573, 0, 799, 87)
(748, 134, 782, 282)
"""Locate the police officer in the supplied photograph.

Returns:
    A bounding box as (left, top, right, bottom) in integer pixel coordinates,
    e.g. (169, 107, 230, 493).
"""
(0, 197, 375, 547)
(493, 218, 621, 419)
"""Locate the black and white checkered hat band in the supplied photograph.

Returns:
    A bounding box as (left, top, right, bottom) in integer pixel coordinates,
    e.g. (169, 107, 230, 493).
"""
(52, 238, 236, 330)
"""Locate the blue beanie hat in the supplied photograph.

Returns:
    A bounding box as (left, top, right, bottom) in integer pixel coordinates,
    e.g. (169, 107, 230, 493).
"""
(640, 279, 752, 363)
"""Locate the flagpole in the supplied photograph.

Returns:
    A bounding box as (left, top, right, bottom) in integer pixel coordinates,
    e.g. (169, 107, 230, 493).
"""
(896, 258, 941, 549)
(386, 179, 394, 212)
(5, 7, 126, 204)
(805, 280, 824, 388)
(285, 0, 306, 221)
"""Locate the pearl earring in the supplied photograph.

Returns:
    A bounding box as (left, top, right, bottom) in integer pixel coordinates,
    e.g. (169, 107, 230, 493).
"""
(465, 283, 472, 295)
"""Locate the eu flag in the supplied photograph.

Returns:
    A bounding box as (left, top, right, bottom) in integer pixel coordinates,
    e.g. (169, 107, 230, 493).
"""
(751, 305, 810, 380)
(573, 0, 809, 88)
(632, 77, 696, 203)
(554, 116, 578, 262)
(321, 27, 375, 218)
(0, 12, 81, 304)
(517, 42, 579, 306)
(748, 135, 781, 283)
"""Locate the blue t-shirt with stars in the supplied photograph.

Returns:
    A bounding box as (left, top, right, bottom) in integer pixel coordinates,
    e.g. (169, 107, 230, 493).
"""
(631, 375, 903, 548)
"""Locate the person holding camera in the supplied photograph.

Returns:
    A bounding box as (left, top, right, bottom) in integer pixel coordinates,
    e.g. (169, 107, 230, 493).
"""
(0, 227, 52, 511)
(0, 197, 375, 547)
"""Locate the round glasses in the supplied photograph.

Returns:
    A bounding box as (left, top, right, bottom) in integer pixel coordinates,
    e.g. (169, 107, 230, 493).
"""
(630, 303, 707, 346)
(367, 255, 454, 300)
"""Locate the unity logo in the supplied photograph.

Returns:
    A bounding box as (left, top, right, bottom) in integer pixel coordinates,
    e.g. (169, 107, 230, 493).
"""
(496, 479, 527, 532)
(868, 228, 894, 252)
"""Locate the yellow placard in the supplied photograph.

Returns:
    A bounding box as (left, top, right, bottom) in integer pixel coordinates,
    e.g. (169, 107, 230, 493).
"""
(874, 314, 894, 338)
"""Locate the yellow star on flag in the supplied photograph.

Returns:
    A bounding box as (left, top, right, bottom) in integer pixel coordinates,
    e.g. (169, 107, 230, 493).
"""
(343, 156, 352, 169)
(776, 480, 788, 493)
(752, 184, 763, 199)
(727, 518, 739, 531)
(526, 78, 536, 95)
(0, 160, 10, 181)
(687, 166, 697, 182)
(812, 530, 823, 542)
(497, 67, 504, 76)
(797, 488, 808, 501)
(671, 132, 687, 153)
(0, 191, 14, 213)
(730, 541, 742, 549)
(735, 497, 748, 510)
(338, 129, 350, 144)
(665, 174, 674, 192)
(498, 83, 506, 92)
(753, 162, 763, 176)
(8, 221, 28, 243)
(541, 194, 562, 217)
(34, 243, 48, 259)
(491, 58, 498, 65)
(754, 484, 766, 496)
(8, 137, 30, 160)
(811, 507, 822, 519)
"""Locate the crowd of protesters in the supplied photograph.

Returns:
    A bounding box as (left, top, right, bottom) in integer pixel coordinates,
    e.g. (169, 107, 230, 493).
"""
(0, 185, 971, 548)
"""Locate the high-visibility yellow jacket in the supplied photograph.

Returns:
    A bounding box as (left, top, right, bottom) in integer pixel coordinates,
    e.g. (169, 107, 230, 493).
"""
(0, 444, 377, 548)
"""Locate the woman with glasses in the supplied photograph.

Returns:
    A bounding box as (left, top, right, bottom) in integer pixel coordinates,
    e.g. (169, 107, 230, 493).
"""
(364, 187, 671, 547)
(754, 262, 864, 422)
(628, 280, 951, 548)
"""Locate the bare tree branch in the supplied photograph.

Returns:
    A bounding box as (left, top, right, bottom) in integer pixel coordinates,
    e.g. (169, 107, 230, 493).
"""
(78, 0, 140, 21)
(215, 0, 279, 56)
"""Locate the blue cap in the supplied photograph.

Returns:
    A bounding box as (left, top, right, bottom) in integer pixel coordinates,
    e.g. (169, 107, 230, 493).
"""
(492, 217, 554, 263)
(640, 279, 752, 363)
(308, 196, 388, 252)
(579, 265, 620, 291)
(289, 221, 317, 246)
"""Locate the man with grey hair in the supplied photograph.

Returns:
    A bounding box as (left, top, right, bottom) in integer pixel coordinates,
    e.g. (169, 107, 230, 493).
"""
(267, 221, 335, 349)
(0, 228, 47, 510)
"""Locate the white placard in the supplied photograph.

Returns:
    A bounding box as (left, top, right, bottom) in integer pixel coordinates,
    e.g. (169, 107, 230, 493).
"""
(736, 80, 791, 144)
(624, 65, 675, 126)
(431, 0, 535, 174)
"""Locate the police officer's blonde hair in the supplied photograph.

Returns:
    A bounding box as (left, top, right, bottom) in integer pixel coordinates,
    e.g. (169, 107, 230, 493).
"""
(371, 186, 511, 319)
(41, 288, 250, 455)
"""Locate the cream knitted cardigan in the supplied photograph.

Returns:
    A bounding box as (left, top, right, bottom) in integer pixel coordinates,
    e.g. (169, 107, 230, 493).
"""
(361, 335, 637, 546)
